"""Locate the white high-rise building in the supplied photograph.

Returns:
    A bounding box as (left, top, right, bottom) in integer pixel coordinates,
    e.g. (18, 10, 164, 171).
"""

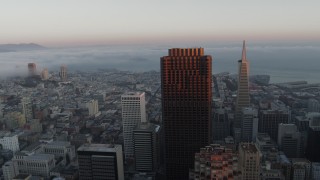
(86, 99, 99, 116)
(121, 92, 146, 158)
(0, 131, 20, 152)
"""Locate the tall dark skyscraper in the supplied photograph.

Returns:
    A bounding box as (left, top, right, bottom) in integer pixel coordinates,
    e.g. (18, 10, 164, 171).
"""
(161, 48, 212, 179)
(306, 113, 320, 162)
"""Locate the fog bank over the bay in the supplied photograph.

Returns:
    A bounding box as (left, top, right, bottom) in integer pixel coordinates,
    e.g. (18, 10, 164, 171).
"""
(0, 43, 319, 83)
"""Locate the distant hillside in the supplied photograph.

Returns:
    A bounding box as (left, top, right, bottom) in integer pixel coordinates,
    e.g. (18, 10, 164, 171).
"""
(0, 43, 46, 52)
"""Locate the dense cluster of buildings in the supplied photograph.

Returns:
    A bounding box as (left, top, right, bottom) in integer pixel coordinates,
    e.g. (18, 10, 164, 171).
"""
(0, 41, 319, 179)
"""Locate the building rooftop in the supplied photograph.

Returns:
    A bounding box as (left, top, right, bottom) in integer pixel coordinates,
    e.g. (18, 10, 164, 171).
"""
(240, 143, 258, 153)
(167, 48, 204, 57)
(13, 174, 31, 179)
(256, 133, 272, 142)
(279, 153, 291, 164)
(291, 158, 311, 165)
(24, 154, 54, 161)
(121, 92, 145, 99)
(77, 143, 122, 153)
(134, 122, 160, 132)
(242, 107, 257, 115)
(46, 141, 71, 147)
(22, 141, 42, 153)
(0, 131, 17, 138)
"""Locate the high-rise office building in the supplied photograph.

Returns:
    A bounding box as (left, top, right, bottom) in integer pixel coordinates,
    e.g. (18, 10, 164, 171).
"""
(306, 113, 320, 162)
(28, 63, 37, 76)
(161, 48, 212, 179)
(238, 143, 260, 180)
(0, 131, 20, 152)
(258, 102, 289, 141)
(133, 122, 160, 173)
(60, 65, 67, 81)
(277, 124, 302, 158)
(189, 144, 241, 180)
(240, 107, 258, 142)
(86, 99, 99, 116)
(21, 97, 33, 122)
(212, 108, 230, 141)
(121, 92, 146, 158)
(77, 144, 124, 180)
(235, 41, 250, 129)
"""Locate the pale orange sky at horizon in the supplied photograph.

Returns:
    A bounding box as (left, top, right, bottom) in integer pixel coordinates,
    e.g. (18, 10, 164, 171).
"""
(1, 0, 320, 46)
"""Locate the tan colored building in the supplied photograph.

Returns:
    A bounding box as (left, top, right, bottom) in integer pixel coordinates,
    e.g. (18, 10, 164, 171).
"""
(86, 99, 99, 116)
(238, 143, 260, 180)
(60, 65, 67, 81)
(235, 41, 250, 130)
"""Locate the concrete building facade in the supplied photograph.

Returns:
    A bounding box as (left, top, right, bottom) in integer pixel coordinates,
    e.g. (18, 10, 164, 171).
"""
(2, 161, 18, 180)
(13, 153, 55, 178)
(238, 143, 260, 180)
(240, 107, 258, 142)
(121, 92, 146, 158)
(0, 131, 20, 152)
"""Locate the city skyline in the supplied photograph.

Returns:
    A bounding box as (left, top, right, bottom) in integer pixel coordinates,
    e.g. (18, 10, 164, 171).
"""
(1, 1, 320, 179)
(1, 0, 320, 46)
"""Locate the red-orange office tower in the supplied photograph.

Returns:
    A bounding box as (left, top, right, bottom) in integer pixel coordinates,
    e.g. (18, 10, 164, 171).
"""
(161, 48, 212, 179)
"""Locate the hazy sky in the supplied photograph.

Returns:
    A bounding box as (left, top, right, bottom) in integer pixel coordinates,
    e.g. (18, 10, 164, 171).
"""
(1, 0, 320, 46)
